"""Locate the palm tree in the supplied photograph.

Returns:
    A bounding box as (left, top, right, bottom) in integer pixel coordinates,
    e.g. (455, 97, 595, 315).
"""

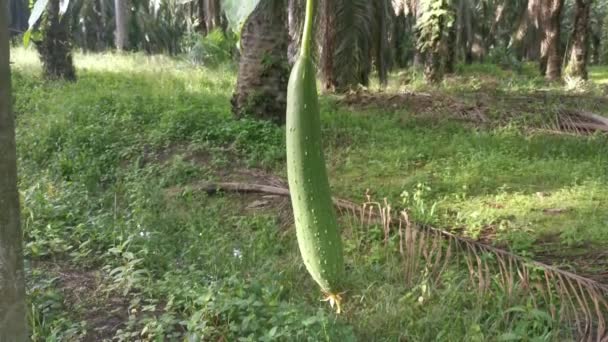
(0, 6, 27, 341)
(36, 0, 77, 80)
(114, 0, 130, 50)
(539, 0, 564, 80)
(418, 0, 450, 83)
(566, 0, 592, 79)
(232, 0, 289, 123)
(318, 0, 392, 91)
(204, 0, 222, 33)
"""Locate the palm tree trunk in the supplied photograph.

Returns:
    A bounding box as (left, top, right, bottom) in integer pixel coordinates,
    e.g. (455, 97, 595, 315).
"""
(413, 0, 425, 69)
(510, 0, 540, 61)
(114, 0, 129, 50)
(288, 0, 304, 66)
(197, 0, 207, 34)
(540, 0, 564, 80)
(36, 0, 76, 81)
(393, 10, 408, 68)
(320, 0, 336, 90)
(204, 0, 221, 33)
(566, 0, 591, 79)
(445, 7, 457, 74)
(231, 0, 289, 124)
(0, 3, 27, 340)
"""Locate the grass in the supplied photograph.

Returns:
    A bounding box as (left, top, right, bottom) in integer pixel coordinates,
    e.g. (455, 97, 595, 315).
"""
(11, 46, 608, 341)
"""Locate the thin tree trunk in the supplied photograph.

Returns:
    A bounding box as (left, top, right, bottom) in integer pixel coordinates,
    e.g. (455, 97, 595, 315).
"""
(413, 0, 425, 69)
(114, 0, 129, 50)
(485, 1, 506, 51)
(36, 0, 76, 81)
(393, 10, 408, 68)
(0, 2, 27, 340)
(320, 0, 336, 90)
(540, 0, 564, 80)
(566, 0, 591, 79)
(197, 0, 207, 34)
(231, 0, 289, 124)
(446, 15, 457, 74)
(590, 31, 600, 65)
(204, 0, 221, 33)
(462, 0, 474, 64)
(373, 0, 391, 86)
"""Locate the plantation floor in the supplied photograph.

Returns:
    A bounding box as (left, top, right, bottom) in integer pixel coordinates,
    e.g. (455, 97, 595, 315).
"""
(11, 48, 608, 341)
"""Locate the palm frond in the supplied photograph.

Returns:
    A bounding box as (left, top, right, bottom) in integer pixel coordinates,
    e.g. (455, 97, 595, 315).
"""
(333, 0, 373, 89)
(373, 0, 393, 86)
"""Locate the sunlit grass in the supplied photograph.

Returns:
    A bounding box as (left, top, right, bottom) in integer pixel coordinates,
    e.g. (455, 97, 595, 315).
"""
(589, 65, 608, 85)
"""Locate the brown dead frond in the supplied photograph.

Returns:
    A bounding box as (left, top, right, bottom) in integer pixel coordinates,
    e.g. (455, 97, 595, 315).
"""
(356, 197, 608, 342)
(199, 182, 608, 341)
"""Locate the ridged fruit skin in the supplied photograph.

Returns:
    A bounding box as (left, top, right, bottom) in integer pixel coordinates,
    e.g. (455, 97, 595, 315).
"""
(286, 56, 344, 294)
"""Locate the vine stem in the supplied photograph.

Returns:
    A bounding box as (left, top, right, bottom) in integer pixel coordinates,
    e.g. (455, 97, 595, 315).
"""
(300, 0, 315, 58)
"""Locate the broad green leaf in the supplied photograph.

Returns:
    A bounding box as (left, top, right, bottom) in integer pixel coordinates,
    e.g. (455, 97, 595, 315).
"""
(28, 0, 50, 28)
(221, 0, 261, 32)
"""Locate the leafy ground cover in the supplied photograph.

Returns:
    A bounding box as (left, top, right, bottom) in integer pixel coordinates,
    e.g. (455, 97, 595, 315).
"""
(12, 47, 608, 341)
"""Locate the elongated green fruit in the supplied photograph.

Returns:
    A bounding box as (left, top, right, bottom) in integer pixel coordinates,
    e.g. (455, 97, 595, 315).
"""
(286, 0, 344, 310)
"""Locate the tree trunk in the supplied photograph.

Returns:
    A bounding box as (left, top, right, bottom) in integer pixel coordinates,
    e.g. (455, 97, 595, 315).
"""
(319, 0, 337, 90)
(288, 0, 304, 66)
(373, 0, 391, 86)
(197, 0, 207, 34)
(510, 0, 541, 61)
(540, 0, 564, 81)
(231, 0, 289, 124)
(393, 11, 408, 68)
(590, 31, 600, 65)
(36, 0, 76, 81)
(462, 0, 474, 64)
(445, 6, 457, 74)
(413, 0, 425, 69)
(485, 1, 506, 51)
(566, 0, 591, 79)
(204, 0, 221, 33)
(0, 3, 27, 340)
(114, 0, 129, 50)
(423, 0, 446, 84)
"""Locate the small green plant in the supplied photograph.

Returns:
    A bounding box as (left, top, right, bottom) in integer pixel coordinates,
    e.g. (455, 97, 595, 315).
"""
(400, 183, 438, 224)
(186, 29, 238, 67)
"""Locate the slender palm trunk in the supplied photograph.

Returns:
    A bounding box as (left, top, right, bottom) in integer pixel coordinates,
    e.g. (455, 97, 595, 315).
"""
(36, 0, 76, 81)
(319, 0, 336, 90)
(445, 7, 457, 74)
(231, 0, 289, 123)
(204, 0, 221, 33)
(197, 0, 207, 34)
(540, 0, 564, 80)
(566, 0, 591, 79)
(114, 0, 129, 50)
(1, 3, 27, 340)
(393, 11, 408, 68)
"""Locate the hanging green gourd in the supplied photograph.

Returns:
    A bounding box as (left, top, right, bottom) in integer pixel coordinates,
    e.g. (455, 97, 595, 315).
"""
(286, 0, 345, 313)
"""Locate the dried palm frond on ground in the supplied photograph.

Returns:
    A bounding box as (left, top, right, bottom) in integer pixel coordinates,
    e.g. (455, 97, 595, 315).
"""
(550, 110, 608, 135)
(338, 88, 608, 136)
(198, 182, 608, 341)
